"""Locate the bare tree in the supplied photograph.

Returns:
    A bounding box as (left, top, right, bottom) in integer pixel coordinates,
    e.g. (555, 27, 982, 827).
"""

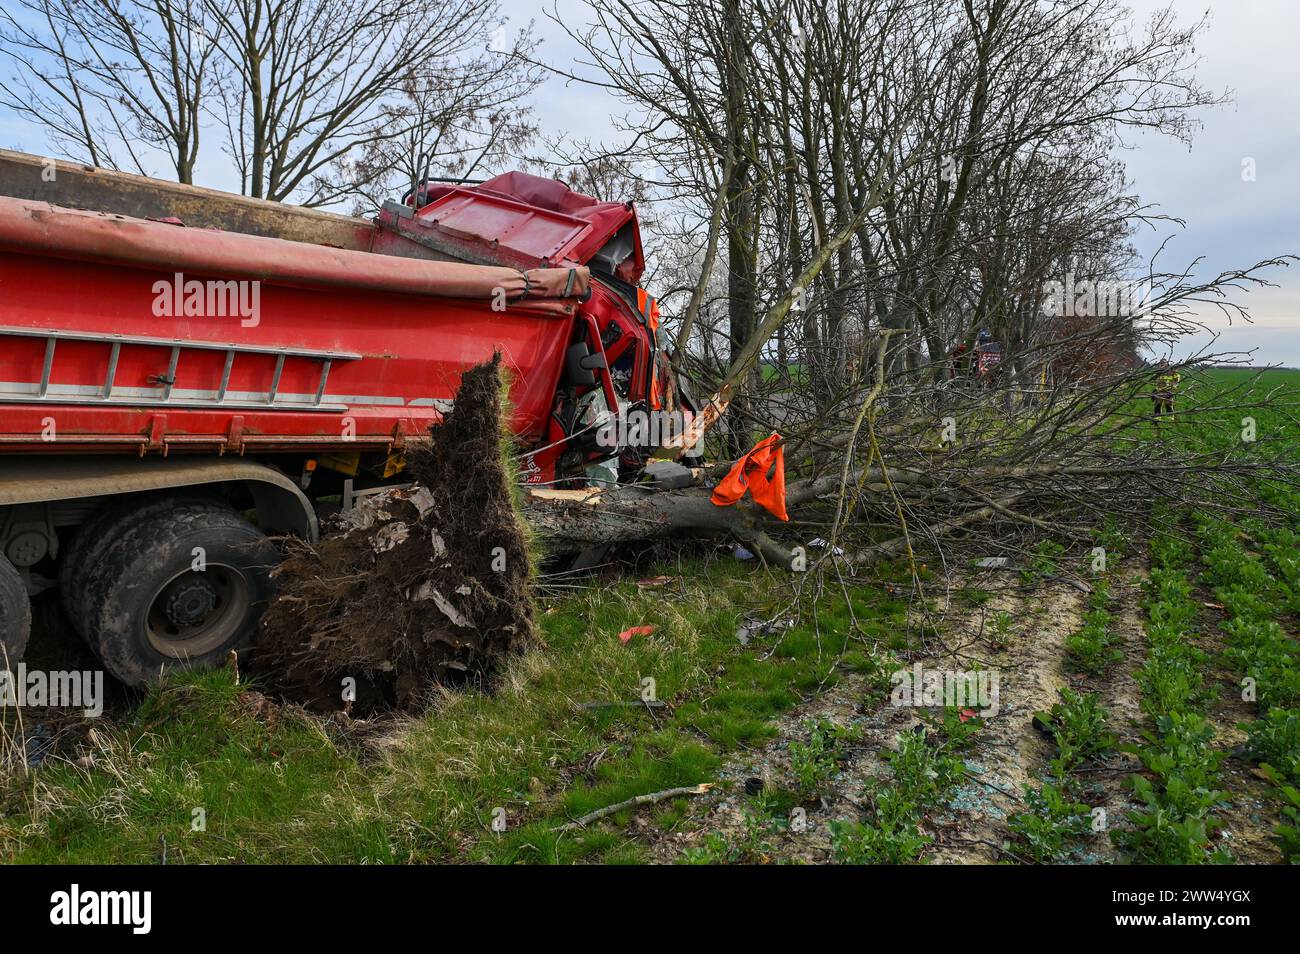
(325, 18, 543, 214)
(0, 0, 222, 181)
(3, 0, 546, 208)
(204, 0, 534, 205)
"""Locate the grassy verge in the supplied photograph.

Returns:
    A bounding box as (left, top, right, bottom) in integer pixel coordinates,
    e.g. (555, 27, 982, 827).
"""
(1, 555, 909, 864)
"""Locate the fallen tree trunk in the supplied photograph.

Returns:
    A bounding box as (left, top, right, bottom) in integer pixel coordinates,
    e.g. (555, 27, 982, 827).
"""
(524, 485, 798, 566)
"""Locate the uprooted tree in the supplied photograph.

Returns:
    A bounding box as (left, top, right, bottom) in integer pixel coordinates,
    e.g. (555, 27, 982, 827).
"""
(256, 0, 1297, 709)
(524, 0, 1297, 574)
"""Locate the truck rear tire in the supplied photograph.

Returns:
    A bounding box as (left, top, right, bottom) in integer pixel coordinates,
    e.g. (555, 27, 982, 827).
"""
(0, 553, 31, 665)
(60, 493, 210, 639)
(81, 501, 278, 687)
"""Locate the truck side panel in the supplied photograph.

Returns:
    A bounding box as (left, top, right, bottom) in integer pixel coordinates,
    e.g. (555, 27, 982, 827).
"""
(0, 251, 572, 454)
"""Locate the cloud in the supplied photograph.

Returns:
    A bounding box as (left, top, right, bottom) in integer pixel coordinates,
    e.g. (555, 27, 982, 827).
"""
(1121, 0, 1300, 361)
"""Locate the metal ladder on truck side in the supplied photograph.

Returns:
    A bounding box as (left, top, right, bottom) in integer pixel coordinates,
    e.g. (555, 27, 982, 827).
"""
(0, 326, 361, 411)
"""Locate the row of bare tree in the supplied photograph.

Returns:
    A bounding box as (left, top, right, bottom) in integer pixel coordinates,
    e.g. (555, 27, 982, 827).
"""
(522, 1, 1296, 568)
(554, 0, 1253, 424)
(0, 0, 542, 208)
(6, 0, 1294, 568)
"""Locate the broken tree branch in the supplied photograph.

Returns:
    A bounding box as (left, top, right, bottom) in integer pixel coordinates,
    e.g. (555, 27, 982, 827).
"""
(554, 783, 714, 831)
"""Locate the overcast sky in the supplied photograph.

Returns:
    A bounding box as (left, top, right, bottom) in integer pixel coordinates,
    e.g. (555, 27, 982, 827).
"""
(1119, 0, 1300, 366)
(3, 1, 1295, 364)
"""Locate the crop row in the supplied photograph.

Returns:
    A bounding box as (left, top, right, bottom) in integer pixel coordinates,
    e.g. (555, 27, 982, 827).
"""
(1119, 526, 1229, 863)
(1010, 536, 1120, 863)
(1194, 509, 1300, 861)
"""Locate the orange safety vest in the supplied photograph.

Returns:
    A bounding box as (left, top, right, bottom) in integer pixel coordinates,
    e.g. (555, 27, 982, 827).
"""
(710, 433, 789, 521)
(636, 288, 663, 409)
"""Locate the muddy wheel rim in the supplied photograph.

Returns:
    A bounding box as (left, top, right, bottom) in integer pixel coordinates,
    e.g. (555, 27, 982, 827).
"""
(145, 564, 250, 658)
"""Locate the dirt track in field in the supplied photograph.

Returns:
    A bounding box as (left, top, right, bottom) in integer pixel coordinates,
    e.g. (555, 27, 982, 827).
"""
(642, 572, 1098, 864)
(926, 578, 1084, 863)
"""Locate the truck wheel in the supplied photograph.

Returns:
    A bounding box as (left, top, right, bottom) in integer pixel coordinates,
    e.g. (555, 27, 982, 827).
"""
(60, 494, 209, 639)
(81, 501, 278, 687)
(0, 553, 31, 665)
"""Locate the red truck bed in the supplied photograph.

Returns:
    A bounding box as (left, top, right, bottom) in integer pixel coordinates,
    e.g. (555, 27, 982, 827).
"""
(0, 156, 646, 463)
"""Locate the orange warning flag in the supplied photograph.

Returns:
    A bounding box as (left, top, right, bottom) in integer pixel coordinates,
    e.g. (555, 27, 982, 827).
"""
(710, 433, 789, 521)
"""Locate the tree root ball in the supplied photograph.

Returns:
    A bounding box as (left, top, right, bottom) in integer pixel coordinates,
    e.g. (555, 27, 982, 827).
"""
(254, 354, 537, 711)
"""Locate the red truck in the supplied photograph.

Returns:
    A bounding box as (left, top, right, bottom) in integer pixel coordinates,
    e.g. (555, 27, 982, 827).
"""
(0, 150, 684, 686)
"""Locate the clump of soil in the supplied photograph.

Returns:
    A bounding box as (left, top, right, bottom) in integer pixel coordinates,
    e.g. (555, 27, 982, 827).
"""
(254, 355, 537, 711)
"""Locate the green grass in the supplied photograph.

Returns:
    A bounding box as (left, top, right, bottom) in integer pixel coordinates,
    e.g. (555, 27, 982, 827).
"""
(1, 555, 909, 864)
(2, 672, 372, 864)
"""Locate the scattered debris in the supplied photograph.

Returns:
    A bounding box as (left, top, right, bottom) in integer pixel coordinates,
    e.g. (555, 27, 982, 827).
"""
(23, 724, 52, 768)
(618, 625, 656, 643)
(642, 460, 695, 490)
(635, 575, 674, 588)
(735, 615, 792, 645)
(1041, 574, 1093, 594)
(808, 538, 845, 556)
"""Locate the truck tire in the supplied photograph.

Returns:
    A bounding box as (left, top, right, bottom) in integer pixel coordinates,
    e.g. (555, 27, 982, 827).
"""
(60, 494, 210, 639)
(81, 501, 278, 687)
(0, 553, 31, 665)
